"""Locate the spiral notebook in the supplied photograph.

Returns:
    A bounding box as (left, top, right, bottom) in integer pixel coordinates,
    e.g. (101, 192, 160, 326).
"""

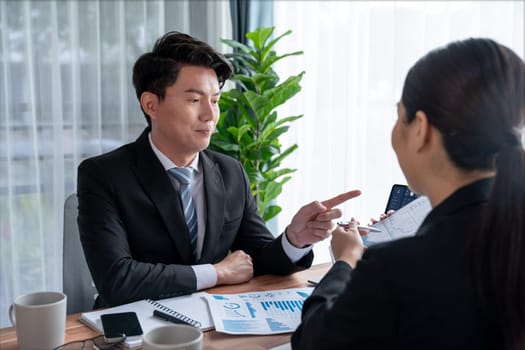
(148, 299, 202, 328)
(80, 292, 214, 348)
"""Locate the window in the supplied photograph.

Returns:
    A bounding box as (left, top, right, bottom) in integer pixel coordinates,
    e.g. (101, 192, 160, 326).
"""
(0, 0, 231, 327)
(273, 0, 524, 263)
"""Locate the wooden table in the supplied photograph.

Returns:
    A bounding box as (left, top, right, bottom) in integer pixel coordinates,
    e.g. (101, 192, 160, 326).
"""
(0, 263, 330, 350)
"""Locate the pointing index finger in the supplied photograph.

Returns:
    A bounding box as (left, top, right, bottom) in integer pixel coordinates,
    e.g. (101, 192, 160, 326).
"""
(321, 190, 361, 209)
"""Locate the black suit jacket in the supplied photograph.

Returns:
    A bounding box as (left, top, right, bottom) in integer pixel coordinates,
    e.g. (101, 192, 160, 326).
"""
(292, 179, 501, 350)
(77, 128, 313, 307)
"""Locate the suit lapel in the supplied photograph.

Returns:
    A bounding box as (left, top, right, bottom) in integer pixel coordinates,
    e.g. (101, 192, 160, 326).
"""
(131, 129, 194, 264)
(198, 152, 226, 263)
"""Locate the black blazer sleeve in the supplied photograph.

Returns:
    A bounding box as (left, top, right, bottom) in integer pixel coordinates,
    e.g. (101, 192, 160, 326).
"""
(291, 251, 397, 350)
(222, 159, 313, 275)
(196, 151, 313, 275)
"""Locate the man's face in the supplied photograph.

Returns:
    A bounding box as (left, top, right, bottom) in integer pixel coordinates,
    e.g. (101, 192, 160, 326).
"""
(148, 65, 220, 165)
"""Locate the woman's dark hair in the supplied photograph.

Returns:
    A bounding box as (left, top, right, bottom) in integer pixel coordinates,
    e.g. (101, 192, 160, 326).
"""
(132, 31, 233, 126)
(402, 38, 525, 349)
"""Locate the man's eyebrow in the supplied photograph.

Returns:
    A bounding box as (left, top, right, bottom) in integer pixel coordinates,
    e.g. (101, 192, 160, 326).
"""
(183, 88, 221, 96)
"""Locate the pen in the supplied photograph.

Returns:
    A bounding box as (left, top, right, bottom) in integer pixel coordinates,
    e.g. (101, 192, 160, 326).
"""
(152, 310, 196, 327)
(328, 246, 335, 264)
(337, 221, 382, 233)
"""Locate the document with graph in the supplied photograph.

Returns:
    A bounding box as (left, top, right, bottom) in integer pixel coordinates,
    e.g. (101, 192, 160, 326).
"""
(363, 196, 432, 247)
(204, 287, 313, 335)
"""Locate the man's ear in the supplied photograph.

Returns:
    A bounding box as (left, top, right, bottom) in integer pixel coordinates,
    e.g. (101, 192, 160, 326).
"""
(140, 92, 159, 121)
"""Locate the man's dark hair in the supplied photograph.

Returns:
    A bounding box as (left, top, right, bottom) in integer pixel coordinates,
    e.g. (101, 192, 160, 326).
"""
(132, 31, 233, 126)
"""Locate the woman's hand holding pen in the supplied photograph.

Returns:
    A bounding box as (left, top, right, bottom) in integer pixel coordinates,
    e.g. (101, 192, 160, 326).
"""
(370, 210, 395, 225)
(332, 209, 395, 267)
(331, 218, 366, 268)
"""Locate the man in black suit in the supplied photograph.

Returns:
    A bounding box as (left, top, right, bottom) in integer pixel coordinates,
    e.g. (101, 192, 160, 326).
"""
(77, 31, 359, 307)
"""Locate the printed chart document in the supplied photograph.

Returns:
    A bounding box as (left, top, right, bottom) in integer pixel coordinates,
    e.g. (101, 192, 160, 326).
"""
(204, 287, 313, 335)
(364, 196, 432, 246)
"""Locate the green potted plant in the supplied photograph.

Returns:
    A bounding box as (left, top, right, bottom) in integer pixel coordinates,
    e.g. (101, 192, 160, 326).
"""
(210, 27, 304, 222)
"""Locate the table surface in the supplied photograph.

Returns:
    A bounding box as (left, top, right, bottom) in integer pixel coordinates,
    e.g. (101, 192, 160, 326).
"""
(0, 263, 330, 350)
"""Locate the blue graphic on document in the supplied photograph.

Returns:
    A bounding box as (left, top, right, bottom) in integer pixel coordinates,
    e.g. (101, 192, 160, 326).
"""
(296, 291, 310, 299)
(223, 302, 240, 309)
(207, 288, 313, 334)
(266, 318, 292, 332)
(246, 302, 257, 318)
(261, 299, 303, 332)
(223, 320, 261, 332)
(261, 299, 303, 313)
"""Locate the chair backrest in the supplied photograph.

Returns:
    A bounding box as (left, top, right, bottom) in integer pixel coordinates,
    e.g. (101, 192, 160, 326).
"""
(63, 193, 98, 314)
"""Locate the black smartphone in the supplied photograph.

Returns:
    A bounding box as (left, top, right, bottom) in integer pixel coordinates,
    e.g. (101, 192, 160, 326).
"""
(385, 184, 419, 213)
(100, 312, 143, 343)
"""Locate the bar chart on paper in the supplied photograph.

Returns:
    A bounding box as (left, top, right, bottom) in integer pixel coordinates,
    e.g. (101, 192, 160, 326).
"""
(204, 288, 313, 335)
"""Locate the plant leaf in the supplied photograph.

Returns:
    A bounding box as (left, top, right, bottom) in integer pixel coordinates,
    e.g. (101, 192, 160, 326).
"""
(261, 29, 292, 63)
(217, 27, 303, 223)
(270, 145, 299, 169)
(261, 51, 303, 73)
(246, 27, 275, 51)
(214, 140, 241, 153)
(263, 205, 282, 222)
(273, 115, 303, 128)
(220, 38, 253, 54)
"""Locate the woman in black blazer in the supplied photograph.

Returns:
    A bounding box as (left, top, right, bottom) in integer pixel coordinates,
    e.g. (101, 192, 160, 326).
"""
(292, 38, 525, 350)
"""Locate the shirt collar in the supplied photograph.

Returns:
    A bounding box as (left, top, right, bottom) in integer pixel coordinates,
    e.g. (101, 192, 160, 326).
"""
(148, 132, 200, 172)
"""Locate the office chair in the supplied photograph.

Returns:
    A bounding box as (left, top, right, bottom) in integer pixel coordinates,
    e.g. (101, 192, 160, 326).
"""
(63, 193, 98, 314)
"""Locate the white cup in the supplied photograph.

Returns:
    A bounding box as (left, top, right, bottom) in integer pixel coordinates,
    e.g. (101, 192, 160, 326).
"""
(143, 325, 203, 350)
(9, 291, 67, 350)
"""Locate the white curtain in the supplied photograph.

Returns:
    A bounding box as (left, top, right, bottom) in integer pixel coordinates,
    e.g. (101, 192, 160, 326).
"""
(273, 1, 525, 264)
(0, 0, 231, 327)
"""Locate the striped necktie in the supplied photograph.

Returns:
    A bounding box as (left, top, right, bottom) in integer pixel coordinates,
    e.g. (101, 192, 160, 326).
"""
(168, 167, 198, 256)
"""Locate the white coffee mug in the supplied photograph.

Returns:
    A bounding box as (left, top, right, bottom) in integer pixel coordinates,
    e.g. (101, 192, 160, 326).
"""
(9, 291, 67, 350)
(143, 325, 203, 350)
